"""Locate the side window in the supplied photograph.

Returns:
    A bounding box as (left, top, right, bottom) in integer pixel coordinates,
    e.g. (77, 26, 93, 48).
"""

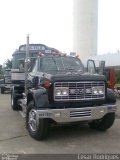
(32, 59, 38, 73)
(18, 59, 25, 71)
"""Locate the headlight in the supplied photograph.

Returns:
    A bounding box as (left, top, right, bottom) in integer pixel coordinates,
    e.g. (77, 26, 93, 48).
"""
(62, 89, 68, 95)
(54, 87, 69, 96)
(92, 87, 98, 95)
(92, 86, 104, 95)
(98, 87, 104, 94)
(56, 89, 62, 96)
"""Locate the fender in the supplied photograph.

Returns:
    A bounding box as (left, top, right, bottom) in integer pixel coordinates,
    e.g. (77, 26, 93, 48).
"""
(106, 88, 116, 103)
(27, 87, 50, 108)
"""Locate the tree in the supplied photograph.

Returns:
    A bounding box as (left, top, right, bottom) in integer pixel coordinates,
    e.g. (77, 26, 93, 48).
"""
(0, 64, 2, 71)
(5, 59, 12, 69)
(0, 64, 3, 79)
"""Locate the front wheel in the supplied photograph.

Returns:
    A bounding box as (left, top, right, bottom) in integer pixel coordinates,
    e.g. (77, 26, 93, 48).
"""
(89, 112, 115, 131)
(26, 101, 50, 140)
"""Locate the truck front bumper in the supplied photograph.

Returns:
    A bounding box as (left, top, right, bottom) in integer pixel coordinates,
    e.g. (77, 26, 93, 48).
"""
(36, 104, 117, 123)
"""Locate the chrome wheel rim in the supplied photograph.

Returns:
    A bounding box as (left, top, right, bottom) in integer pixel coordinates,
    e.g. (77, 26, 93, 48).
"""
(29, 109, 37, 132)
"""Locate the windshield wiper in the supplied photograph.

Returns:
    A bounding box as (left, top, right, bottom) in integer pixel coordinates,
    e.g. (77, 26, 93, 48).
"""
(65, 68, 75, 70)
(65, 68, 83, 73)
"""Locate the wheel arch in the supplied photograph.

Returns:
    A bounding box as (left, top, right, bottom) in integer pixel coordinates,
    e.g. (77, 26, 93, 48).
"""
(27, 88, 50, 108)
(106, 88, 116, 103)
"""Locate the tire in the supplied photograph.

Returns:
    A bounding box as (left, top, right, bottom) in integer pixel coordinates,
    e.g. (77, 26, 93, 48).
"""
(26, 101, 50, 140)
(89, 112, 115, 131)
(1, 87, 5, 94)
(11, 88, 20, 111)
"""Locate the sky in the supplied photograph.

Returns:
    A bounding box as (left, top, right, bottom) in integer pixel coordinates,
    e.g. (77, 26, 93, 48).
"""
(98, 0, 120, 54)
(0, 0, 73, 64)
(0, 0, 120, 64)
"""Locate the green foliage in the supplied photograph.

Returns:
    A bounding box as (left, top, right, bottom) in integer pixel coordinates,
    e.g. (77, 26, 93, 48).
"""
(0, 64, 3, 79)
(0, 59, 12, 79)
(115, 83, 120, 87)
(116, 71, 120, 84)
(0, 74, 3, 79)
(5, 59, 12, 69)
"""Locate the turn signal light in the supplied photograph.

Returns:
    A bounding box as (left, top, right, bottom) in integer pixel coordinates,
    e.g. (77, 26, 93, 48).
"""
(43, 80, 51, 89)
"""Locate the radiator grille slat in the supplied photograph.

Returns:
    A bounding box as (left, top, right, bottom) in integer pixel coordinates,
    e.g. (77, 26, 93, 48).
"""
(70, 110, 91, 117)
(54, 81, 105, 101)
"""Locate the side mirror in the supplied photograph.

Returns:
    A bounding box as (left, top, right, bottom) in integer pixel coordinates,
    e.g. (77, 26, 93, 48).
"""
(99, 61, 105, 75)
(87, 59, 96, 74)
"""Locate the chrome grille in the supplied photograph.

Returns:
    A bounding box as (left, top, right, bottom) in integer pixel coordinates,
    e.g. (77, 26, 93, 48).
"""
(54, 81, 105, 101)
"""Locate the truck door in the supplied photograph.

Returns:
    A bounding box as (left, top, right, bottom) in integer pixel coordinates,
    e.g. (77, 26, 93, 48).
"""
(87, 59, 105, 75)
(87, 59, 96, 74)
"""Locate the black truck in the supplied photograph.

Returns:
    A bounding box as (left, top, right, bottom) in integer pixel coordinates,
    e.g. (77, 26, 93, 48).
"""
(11, 45, 117, 140)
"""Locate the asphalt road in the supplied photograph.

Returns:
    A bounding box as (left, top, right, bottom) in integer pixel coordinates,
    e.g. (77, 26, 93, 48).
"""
(0, 93, 120, 154)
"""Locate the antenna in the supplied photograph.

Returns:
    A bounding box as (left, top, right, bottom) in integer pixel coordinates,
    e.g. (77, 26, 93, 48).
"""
(25, 34, 30, 94)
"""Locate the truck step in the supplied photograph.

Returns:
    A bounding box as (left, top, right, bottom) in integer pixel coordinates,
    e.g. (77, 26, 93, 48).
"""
(19, 111, 26, 118)
(18, 99, 27, 118)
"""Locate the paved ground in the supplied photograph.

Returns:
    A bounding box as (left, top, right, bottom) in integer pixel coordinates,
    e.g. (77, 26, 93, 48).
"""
(0, 93, 120, 154)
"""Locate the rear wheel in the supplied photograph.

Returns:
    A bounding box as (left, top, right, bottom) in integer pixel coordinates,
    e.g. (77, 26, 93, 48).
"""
(1, 87, 5, 94)
(89, 113, 115, 131)
(26, 101, 50, 140)
(11, 88, 21, 111)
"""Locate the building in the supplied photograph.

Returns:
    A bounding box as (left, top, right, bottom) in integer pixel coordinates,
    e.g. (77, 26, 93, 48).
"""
(73, 0, 98, 60)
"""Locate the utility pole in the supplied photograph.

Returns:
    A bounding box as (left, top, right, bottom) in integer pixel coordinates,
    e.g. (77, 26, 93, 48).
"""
(25, 35, 29, 94)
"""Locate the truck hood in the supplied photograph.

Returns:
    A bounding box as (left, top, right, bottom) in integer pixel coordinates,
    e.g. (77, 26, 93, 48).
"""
(39, 70, 106, 82)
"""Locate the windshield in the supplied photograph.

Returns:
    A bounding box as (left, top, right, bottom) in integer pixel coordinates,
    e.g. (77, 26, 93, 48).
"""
(5, 70, 11, 76)
(39, 56, 84, 72)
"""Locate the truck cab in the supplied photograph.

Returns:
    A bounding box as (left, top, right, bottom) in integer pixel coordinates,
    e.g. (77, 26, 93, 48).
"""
(11, 47, 117, 140)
